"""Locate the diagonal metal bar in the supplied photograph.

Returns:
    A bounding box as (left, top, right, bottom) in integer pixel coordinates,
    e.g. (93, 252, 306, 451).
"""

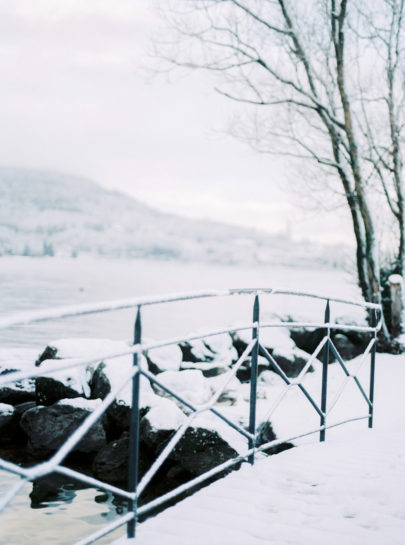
(259, 343, 324, 418)
(295, 335, 328, 382)
(328, 339, 351, 377)
(137, 413, 371, 519)
(137, 411, 199, 498)
(202, 339, 256, 408)
(54, 466, 135, 501)
(0, 478, 27, 513)
(326, 337, 376, 417)
(70, 512, 135, 545)
(352, 376, 373, 407)
(139, 368, 254, 441)
(0, 459, 27, 478)
(37, 368, 138, 473)
(258, 343, 291, 385)
(264, 383, 294, 421)
(137, 341, 258, 497)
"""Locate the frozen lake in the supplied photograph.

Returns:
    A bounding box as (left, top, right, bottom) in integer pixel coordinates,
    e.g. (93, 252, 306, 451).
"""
(0, 256, 363, 349)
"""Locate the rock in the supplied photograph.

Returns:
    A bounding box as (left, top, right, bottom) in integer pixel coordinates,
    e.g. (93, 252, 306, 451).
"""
(20, 398, 106, 456)
(35, 375, 83, 406)
(35, 356, 90, 404)
(207, 374, 242, 405)
(203, 333, 238, 365)
(93, 434, 130, 483)
(89, 356, 157, 437)
(140, 398, 186, 452)
(291, 326, 370, 363)
(289, 327, 325, 356)
(259, 370, 287, 387)
(141, 404, 239, 475)
(180, 360, 229, 378)
(0, 403, 15, 431)
(35, 346, 58, 366)
(179, 339, 215, 363)
(34, 338, 134, 405)
(0, 369, 35, 405)
(332, 333, 364, 360)
(145, 343, 183, 374)
(255, 421, 293, 455)
(152, 370, 212, 407)
(170, 425, 239, 475)
(236, 355, 271, 383)
(36, 338, 130, 364)
(269, 347, 313, 378)
(234, 328, 315, 378)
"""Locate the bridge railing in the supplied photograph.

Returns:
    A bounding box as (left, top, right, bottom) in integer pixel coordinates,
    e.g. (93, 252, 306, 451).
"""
(0, 288, 382, 544)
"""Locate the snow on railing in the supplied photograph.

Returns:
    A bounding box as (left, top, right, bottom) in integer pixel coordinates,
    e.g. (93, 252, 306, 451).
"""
(0, 289, 382, 545)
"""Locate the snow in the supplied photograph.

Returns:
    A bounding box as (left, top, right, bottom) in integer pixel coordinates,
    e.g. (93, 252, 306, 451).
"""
(0, 403, 14, 416)
(38, 359, 90, 397)
(389, 274, 402, 284)
(145, 342, 183, 372)
(45, 338, 130, 361)
(144, 398, 186, 431)
(112, 353, 405, 545)
(57, 398, 102, 410)
(152, 369, 213, 406)
(0, 348, 37, 370)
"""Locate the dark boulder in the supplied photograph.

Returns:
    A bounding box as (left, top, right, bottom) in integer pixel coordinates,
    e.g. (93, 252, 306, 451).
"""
(0, 369, 35, 405)
(20, 398, 106, 456)
(141, 404, 239, 476)
(0, 403, 16, 432)
(35, 377, 82, 406)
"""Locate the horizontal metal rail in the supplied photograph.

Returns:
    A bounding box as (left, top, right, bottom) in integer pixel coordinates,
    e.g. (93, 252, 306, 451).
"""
(0, 287, 382, 545)
(0, 287, 380, 330)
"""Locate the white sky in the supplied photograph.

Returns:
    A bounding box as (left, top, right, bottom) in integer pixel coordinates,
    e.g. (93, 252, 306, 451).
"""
(0, 0, 352, 244)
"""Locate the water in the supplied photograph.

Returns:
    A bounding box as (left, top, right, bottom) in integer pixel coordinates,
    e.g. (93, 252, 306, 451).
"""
(0, 256, 362, 349)
(0, 256, 362, 544)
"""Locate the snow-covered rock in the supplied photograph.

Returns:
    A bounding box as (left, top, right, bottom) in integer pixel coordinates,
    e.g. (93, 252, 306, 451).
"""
(141, 403, 241, 476)
(0, 403, 15, 430)
(207, 374, 243, 405)
(179, 339, 215, 362)
(35, 338, 135, 404)
(180, 360, 229, 377)
(145, 343, 183, 373)
(0, 348, 37, 405)
(234, 328, 314, 378)
(152, 370, 213, 407)
(203, 333, 238, 364)
(35, 360, 88, 405)
(0, 373, 35, 405)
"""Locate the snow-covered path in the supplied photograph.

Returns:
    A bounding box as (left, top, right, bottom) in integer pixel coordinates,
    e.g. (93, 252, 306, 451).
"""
(113, 354, 405, 545)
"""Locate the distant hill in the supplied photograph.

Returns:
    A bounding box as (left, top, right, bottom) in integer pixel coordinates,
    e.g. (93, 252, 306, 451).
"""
(0, 167, 342, 267)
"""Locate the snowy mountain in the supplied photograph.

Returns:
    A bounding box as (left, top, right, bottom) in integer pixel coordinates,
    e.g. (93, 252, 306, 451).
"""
(0, 167, 341, 266)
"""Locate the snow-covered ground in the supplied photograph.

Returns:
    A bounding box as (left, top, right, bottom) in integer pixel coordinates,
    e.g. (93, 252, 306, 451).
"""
(112, 353, 405, 545)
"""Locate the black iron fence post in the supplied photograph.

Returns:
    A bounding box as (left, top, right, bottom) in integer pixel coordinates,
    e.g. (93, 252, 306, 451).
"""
(248, 294, 260, 465)
(127, 305, 142, 539)
(320, 299, 330, 442)
(369, 310, 377, 428)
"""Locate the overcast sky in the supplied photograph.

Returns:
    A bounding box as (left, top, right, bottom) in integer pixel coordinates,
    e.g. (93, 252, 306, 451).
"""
(0, 0, 351, 244)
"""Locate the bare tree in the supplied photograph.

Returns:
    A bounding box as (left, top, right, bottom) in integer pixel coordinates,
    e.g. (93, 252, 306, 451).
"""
(157, 0, 405, 341)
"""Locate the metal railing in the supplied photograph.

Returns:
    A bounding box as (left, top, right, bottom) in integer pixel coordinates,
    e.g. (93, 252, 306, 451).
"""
(0, 288, 382, 544)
